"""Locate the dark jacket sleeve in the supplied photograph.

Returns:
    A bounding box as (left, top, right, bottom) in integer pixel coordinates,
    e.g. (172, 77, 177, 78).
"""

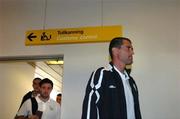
(81, 68, 104, 119)
(18, 91, 32, 110)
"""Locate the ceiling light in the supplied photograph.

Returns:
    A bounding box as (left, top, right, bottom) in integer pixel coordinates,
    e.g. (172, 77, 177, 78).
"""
(46, 60, 64, 65)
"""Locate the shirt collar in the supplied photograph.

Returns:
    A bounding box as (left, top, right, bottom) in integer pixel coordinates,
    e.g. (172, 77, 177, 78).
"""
(36, 96, 51, 103)
(113, 65, 129, 80)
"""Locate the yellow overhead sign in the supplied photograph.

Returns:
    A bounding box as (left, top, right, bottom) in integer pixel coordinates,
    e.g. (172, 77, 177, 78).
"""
(25, 25, 122, 45)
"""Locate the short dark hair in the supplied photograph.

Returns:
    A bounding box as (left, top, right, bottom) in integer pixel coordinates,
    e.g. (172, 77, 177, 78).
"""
(57, 93, 62, 97)
(33, 77, 42, 81)
(109, 37, 131, 59)
(39, 78, 53, 88)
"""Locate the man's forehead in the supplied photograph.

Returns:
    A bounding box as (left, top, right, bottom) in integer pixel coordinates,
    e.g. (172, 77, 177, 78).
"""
(41, 83, 52, 87)
(33, 80, 41, 83)
(122, 40, 132, 45)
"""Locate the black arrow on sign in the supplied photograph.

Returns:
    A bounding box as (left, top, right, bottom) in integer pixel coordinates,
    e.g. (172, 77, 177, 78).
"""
(27, 33, 37, 41)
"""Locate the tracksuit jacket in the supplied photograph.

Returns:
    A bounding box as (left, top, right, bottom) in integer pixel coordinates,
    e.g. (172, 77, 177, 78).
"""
(81, 63, 142, 119)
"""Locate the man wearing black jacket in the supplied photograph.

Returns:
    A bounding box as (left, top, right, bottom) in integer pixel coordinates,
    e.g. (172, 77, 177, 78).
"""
(19, 78, 41, 109)
(82, 37, 142, 119)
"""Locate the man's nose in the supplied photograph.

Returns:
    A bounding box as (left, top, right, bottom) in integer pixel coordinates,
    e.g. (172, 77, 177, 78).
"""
(130, 48, 134, 55)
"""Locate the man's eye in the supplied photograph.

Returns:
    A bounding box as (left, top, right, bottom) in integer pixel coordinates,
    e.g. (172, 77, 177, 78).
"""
(127, 46, 133, 50)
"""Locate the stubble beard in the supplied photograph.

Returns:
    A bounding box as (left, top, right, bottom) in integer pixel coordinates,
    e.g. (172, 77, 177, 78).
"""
(41, 93, 49, 100)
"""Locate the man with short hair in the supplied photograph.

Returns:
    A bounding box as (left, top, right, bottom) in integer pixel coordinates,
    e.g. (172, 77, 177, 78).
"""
(81, 37, 142, 119)
(18, 78, 42, 109)
(56, 93, 62, 105)
(16, 78, 61, 119)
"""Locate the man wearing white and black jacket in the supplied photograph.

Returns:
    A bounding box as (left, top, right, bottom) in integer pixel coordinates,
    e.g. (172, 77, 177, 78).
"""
(81, 37, 142, 119)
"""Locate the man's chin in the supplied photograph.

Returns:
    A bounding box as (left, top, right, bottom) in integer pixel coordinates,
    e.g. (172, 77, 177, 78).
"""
(127, 61, 133, 65)
(41, 95, 49, 99)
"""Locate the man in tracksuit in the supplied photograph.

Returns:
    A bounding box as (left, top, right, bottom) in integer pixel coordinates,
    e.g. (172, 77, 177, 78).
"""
(82, 37, 142, 119)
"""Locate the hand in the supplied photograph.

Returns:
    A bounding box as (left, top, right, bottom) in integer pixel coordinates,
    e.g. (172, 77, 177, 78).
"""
(28, 115, 39, 119)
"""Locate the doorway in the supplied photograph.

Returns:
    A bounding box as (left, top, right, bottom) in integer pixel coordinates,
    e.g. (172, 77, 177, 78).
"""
(0, 55, 63, 119)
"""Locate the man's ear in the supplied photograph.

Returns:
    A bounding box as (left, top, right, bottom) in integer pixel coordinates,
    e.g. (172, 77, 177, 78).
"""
(112, 47, 119, 56)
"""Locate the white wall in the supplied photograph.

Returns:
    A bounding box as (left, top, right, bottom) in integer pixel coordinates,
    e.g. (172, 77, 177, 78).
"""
(0, 62, 34, 119)
(0, 0, 179, 119)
